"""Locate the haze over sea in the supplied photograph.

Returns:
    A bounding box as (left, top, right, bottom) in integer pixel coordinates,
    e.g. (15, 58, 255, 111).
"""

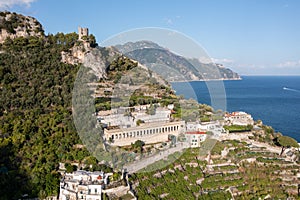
(172, 76, 300, 142)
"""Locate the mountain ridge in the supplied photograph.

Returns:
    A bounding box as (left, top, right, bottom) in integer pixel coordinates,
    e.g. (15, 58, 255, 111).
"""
(114, 40, 241, 82)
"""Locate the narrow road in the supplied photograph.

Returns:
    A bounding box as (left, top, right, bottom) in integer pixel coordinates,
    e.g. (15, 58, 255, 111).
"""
(124, 142, 190, 173)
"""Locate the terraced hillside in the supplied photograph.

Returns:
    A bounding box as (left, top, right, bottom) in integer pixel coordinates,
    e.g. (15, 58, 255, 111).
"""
(130, 138, 300, 199)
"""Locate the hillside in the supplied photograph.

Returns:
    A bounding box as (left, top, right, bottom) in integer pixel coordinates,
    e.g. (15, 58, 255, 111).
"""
(0, 11, 175, 199)
(115, 41, 241, 82)
(131, 137, 300, 199)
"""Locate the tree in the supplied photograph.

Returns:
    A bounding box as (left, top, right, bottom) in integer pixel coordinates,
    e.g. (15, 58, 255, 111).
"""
(88, 34, 97, 47)
(276, 136, 299, 156)
(65, 163, 77, 173)
(131, 140, 145, 153)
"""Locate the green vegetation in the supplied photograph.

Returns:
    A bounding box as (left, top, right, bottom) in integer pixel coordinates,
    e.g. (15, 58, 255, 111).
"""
(211, 140, 226, 155)
(275, 135, 299, 156)
(146, 104, 156, 115)
(130, 139, 300, 199)
(0, 32, 93, 199)
(95, 97, 111, 111)
(65, 163, 77, 173)
(131, 140, 145, 153)
(136, 119, 144, 126)
(0, 11, 44, 35)
(223, 124, 253, 132)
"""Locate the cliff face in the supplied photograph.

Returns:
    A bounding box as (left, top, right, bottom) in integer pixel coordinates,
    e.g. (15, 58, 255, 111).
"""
(61, 42, 89, 65)
(0, 11, 44, 43)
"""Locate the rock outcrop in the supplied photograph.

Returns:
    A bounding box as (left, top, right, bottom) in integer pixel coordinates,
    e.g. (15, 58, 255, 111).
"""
(0, 11, 44, 43)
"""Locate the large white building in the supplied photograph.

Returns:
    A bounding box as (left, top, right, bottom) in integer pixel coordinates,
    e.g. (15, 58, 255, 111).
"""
(98, 104, 186, 146)
(104, 121, 185, 146)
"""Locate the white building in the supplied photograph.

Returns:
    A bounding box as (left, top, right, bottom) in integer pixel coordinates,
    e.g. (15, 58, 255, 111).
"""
(185, 122, 207, 148)
(186, 121, 225, 133)
(59, 170, 109, 200)
(224, 111, 254, 126)
(185, 131, 207, 148)
(104, 121, 185, 146)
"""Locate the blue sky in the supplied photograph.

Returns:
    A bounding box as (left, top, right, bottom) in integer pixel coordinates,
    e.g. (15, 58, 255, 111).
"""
(1, 0, 300, 75)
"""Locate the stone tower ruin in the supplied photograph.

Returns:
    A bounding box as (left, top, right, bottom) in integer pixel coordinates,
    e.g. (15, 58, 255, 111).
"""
(78, 27, 88, 40)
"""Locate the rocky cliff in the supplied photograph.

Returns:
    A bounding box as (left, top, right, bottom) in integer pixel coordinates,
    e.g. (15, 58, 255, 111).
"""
(0, 11, 44, 43)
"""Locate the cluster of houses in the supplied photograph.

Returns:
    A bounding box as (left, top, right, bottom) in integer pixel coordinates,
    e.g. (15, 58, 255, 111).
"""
(59, 170, 134, 200)
(59, 170, 107, 200)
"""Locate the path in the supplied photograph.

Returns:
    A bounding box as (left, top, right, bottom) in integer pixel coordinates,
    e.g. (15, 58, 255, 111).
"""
(124, 142, 190, 173)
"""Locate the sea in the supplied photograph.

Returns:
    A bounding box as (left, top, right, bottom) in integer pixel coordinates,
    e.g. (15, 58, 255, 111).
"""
(171, 76, 300, 142)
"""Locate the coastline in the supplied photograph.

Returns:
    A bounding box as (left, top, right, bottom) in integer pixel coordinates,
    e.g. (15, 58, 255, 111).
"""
(170, 77, 242, 83)
(172, 76, 300, 142)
